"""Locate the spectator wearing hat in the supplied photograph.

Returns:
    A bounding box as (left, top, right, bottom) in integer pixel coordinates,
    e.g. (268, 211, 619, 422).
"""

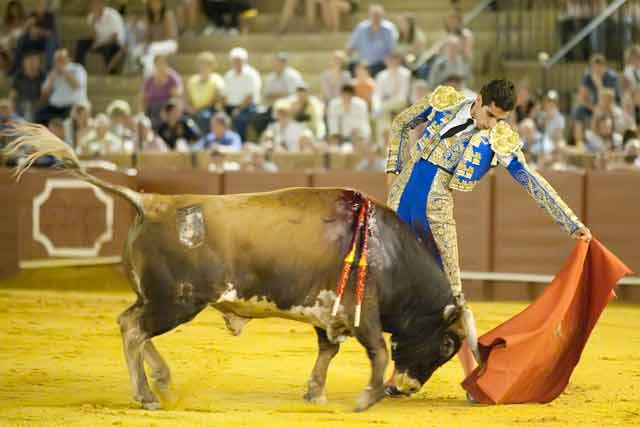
(263, 52, 303, 106)
(134, 113, 168, 152)
(63, 101, 93, 149)
(287, 83, 326, 140)
(142, 54, 183, 128)
(261, 102, 309, 152)
(347, 4, 398, 77)
(223, 47, 261, 141)
(200, 112, 242, 151)
(78, 113, 127, 156)
(36, 48, 88, 125)
(186, 51, 225, 132)
(327, 83, 371, 143)
(74, 0, 126, 74)
(10, 52, 45, 122)
(157, 98, 202, 151)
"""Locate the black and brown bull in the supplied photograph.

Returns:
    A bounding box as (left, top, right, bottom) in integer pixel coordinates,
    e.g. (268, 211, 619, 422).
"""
(4, 124, 471, 411)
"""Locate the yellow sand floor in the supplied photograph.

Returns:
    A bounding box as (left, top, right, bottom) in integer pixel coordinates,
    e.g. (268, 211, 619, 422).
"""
(0, 287, 639, 427)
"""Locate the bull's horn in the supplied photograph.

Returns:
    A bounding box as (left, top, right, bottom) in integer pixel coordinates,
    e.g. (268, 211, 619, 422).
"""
(461, 307, 481, 364)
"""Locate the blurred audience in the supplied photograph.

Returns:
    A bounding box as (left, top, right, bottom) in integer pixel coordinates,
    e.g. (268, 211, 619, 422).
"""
(353, 62, 376, 109)
(347, 4, 398, 77)
(375, 51, 410, 139)
(142, 54, 183, 127)
(263, 52, 303, 106)
(106, 99, 135, 144)
(327, 83, 370, 143)
(288, 83, 326, 140)
(585, 113, 623, 154)
(186, 51, 225, 132)
(223, 47, 261, 141)
(537, 90, 566, 153)
(197, 0, 255, 35)
(574, 54, 621, 125)
(444, 11, 473, 61)
(396, 13, 426, 68)
(261, 102, 309, 151)
(13, 0, 58, 73)
(320, 50, 351, 103)
(428, 35, 471, 89)
(0, 98, 22, 131)
(134, 113, 169, 151)
(623, 44, 640, 92)
(138, 0, 179, 77)
(10, 52, 45, 121)
(0, 0, 26, 72)
(157, 98, 202, 151)
(200, 112, 242, 151)
(75, 0, 125, 74)
(63, 101, 93, 148)
(78, 113, 126, 155)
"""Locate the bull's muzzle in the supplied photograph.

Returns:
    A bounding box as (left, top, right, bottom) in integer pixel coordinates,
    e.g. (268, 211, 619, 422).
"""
(395, 372, 421, 395)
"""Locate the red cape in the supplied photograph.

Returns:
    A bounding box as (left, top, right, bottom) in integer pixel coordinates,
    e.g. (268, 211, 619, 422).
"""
(462, 239, 632, 404)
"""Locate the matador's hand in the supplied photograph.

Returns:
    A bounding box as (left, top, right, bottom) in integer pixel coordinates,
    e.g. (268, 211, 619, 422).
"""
(572, 226, 592, 242)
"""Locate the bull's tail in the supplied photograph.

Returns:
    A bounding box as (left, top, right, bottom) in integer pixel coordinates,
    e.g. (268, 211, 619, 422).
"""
(2, 122, 145, 216)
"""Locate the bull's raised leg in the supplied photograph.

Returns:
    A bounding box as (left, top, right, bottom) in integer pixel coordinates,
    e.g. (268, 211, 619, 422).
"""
(353, 319, 388, 412)
(304, 327, 340, 404)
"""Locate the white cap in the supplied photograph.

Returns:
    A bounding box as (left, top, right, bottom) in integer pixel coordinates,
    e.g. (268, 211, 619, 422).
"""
(229, 47, 248, 61)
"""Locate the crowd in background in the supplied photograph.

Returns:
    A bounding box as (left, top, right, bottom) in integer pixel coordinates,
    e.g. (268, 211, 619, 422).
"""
(1, 0, 639, 172)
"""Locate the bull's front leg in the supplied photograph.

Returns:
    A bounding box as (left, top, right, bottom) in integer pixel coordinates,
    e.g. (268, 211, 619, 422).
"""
(304, 327, 340, 404)
(353, 317, 388, 412)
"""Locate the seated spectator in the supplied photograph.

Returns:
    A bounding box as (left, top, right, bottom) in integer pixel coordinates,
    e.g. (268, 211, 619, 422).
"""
(244, 146, 279, 172)
(288, 82, 325, 140)
(353, 62, 377, 109)
(444, 73, 477, 100)
(107, 99, 135, 145)
(537, 90, 566, 153)
(186, 51, 225, 133)
(574, 54, 622, 125)
(375, 51, 411, 125)
(13, 0, 58, 73)
(261, 103, 309, 151)
(10, 52, 45, 121)
(0, 98, 23, 132)
(197, 0, 255, 35)
(134, 113, 168, 151)
(623, 45, 640, 92)
(157, 98, 202, 151)
(347, 4, 398, 77)
(327, 83, 371, 143)
(78, 113, 126, 156)
(0, 0, 26, 72)
(263, 52, 303, 106)
(200, 112, 242, 151)
(142, 54, 183, 127)
(223, 47, 261, 141)
(74, 0, 126, 74)
(518, 118, 544, 161)
(396, 13, 426, 69)
(594, 88, 634, 135)
(512, 85, 538, 125)
(584, 113, 623, 154)
(208, 148, 241, 172)
(444, 11, 474, 61)
(63, 101, 93, 149)
(140, 0, 179, 77)
(428, 35, 471, 90)
(320, 50, 351, 103)
(36, 49, 88, 125)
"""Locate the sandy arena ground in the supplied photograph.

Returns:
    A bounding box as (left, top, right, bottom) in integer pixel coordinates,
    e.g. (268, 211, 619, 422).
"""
(1, 267, 639, 427)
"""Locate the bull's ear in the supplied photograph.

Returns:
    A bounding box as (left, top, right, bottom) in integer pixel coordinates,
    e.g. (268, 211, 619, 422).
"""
(442, 304, 460, 323)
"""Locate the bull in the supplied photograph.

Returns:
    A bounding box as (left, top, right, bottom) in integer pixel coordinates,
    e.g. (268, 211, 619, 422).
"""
(4, 124, 474, 411)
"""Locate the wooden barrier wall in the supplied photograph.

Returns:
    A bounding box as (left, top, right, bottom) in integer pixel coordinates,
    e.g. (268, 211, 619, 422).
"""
(0, 167, 638, 301)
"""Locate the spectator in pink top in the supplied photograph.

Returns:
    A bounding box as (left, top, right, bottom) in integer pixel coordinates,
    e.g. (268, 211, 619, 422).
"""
(142, 54, 182, 127)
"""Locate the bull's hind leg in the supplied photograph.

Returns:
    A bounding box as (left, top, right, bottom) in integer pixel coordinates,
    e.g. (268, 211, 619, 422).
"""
(304, 327, 340, 404)
(353, 318, 388, 412)
(144, 341, 171, 390)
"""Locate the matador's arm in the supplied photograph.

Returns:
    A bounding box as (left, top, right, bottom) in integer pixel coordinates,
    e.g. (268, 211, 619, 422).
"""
(385, 96, 433, 174)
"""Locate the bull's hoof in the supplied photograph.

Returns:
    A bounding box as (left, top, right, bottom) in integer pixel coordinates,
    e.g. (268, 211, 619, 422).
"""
(384, 385, 409, 398)
(354, 387, 385, 412)
(303, 392, 328, 405)
(141, 400, 162, 410)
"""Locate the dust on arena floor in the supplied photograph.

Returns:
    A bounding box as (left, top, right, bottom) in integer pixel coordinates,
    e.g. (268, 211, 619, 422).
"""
(0, 266, 639, 427)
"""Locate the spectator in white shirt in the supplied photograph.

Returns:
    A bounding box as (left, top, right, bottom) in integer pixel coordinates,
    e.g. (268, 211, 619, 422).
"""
(36, 49, 87, 125)
(223, 47, 261, 141)
(623, 45, 640, 92)
(375, 51, 411, 139)
(261, 102, 309, 151)
(78, 113, 128, 156)
(263, 52, 303, 106)
(74, 0, 126, 74)
(327, 83, 371, 143)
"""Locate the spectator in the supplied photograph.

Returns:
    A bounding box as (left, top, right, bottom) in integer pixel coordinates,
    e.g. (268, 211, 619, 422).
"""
(327, 83, 371, 143)
(198, 0, 255, 35)
(353, 62, 377, 109)
(208, 148, 241, 172)
(142, 54, 183, 127)
(623, 45, 640, 92)
(513, 85, 538, 125)
(537, 90, 566, 154)
(320, 50, 351, 103)
(584, 113, 623, 154)
(0, 98, 23, 132)
(288, 83, 325, 140)
(13, 0, 58, 73)
(122, 9, 146, 74)
(63, 101, 93, 149)
(375, 51, 411, 123)
(428, 35, 471, 89)
(594, 88, 633, 135)
(244, 147, 278, 172)
(78, 113, 125, 156)
(74, 0, 126, 74)
(157, 98, 202, 151)
(261, 102, 309, 151)
(574, 54, 621, 124)
(0, 0, 26, 72)
(347, 4, 398, 77)
(140, 0, 179, 77)
(444, 10, 473, 60)
(444, 73, 477, 100)
(518, 118, 543, 160)
(396, 13, 426, 68)
(134, 113, 168, 151)
(36, 49, 87, 125)
(263, 52, 303, 106)
(323, 0, 358, 33)
(223, 47, 261, 141)
(278, 0, 318, 34)
(186, 51, 225, 133)
(106, 99, 135, 145)
(10, 52, 45, 121)
(200, 112, 242, 151)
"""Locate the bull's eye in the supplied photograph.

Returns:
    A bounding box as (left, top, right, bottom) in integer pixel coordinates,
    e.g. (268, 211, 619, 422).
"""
(441, 335, 457, 359)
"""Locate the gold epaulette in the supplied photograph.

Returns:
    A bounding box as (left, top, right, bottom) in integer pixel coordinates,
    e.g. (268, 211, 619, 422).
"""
(428, 85, 467, 112)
